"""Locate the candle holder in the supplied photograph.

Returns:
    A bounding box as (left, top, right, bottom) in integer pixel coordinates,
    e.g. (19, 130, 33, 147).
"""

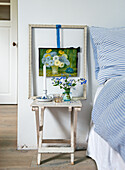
(36, 64, 53, 102)
(43, 90, 47, 98)
(36, 90, 53, 102)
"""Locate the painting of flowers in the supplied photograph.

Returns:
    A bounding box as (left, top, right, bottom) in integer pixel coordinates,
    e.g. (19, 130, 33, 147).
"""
(39, 48, 78, 77)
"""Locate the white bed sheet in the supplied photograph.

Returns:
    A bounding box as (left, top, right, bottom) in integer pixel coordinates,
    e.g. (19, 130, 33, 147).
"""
(87, 84, 125, 170)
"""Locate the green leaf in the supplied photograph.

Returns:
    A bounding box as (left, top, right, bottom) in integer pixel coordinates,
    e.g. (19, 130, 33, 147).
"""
(53, 84, 58, 86)
(72, 83, 76, 86)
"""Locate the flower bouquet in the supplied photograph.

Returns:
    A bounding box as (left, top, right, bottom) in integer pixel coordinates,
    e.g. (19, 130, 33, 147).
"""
(42, 49, 70, 74)
(51, 75, 87, 101)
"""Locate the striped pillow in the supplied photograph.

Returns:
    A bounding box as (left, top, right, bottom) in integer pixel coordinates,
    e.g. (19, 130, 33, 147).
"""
(90, 26, 125, 84)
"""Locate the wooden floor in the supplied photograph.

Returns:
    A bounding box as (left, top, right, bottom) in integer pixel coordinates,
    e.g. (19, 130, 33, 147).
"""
(0, 105, 97, 170)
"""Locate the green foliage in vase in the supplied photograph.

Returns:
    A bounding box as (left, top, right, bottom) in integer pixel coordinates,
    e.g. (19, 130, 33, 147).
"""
(51, 74, 87, 91)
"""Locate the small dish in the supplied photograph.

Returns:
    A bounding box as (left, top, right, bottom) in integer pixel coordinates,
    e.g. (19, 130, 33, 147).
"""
(36, 96, 53, 102)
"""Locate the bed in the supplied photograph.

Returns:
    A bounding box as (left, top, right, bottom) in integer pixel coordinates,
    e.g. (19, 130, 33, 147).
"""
(87, 83, 125, 170)
(86, 27, 125, 170)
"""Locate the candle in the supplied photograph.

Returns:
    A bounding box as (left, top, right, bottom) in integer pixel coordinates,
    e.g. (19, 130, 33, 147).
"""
(43, 64, 47, 91)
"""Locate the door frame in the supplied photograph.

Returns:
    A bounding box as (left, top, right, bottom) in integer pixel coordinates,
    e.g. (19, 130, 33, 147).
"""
(0, 0, 18, 104)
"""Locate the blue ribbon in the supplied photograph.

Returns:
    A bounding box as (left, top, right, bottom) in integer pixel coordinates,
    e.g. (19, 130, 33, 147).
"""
(56, 24, 61, 48)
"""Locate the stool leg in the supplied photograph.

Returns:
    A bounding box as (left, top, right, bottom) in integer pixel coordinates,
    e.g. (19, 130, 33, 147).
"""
(70, 108, 78, 165)
(71, 154, 74, 165)
(74, 108, 78, 150)
(35, 107, 39, 148)
(32, 106, 39, 148)
(37, 107, 44, 165)
(70, 108, 75, 165)
(37, 154, 41, 165)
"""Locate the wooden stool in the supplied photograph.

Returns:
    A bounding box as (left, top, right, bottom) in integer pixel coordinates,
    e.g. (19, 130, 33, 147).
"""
(31, 100, 82, 165)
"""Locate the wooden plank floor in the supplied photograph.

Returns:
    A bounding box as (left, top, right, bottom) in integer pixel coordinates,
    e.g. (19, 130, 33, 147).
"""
(0, 105, 97, 170)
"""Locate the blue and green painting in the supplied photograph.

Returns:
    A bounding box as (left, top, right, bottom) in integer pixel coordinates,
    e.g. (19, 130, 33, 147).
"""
(39, 48, 78, 77)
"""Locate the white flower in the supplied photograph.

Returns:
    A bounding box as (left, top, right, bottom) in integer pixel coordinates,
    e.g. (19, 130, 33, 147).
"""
(59, 62, 64, 68)
(53, 55, 59, 61)
(54, 60, 60, 66)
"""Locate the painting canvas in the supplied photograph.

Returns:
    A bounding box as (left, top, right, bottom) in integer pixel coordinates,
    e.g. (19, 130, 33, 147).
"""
(39, 48, 78, 77)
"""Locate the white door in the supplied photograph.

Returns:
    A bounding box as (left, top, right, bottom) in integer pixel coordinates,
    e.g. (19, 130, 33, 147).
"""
(0, 0, 17, 104)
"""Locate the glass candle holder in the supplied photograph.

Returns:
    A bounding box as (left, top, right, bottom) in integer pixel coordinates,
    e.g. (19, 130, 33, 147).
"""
(53, 94, 63, 103)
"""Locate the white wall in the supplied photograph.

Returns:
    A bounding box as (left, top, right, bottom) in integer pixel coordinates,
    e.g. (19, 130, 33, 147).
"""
(18, 0, 125, 149)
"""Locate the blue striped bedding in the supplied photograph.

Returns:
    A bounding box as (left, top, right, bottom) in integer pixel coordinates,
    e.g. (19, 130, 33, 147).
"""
(92, 76, 125, 161)
(90, 27, 125, 84)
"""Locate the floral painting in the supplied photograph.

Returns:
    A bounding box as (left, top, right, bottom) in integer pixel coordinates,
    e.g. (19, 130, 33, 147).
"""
(39, 48, 78, 77)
